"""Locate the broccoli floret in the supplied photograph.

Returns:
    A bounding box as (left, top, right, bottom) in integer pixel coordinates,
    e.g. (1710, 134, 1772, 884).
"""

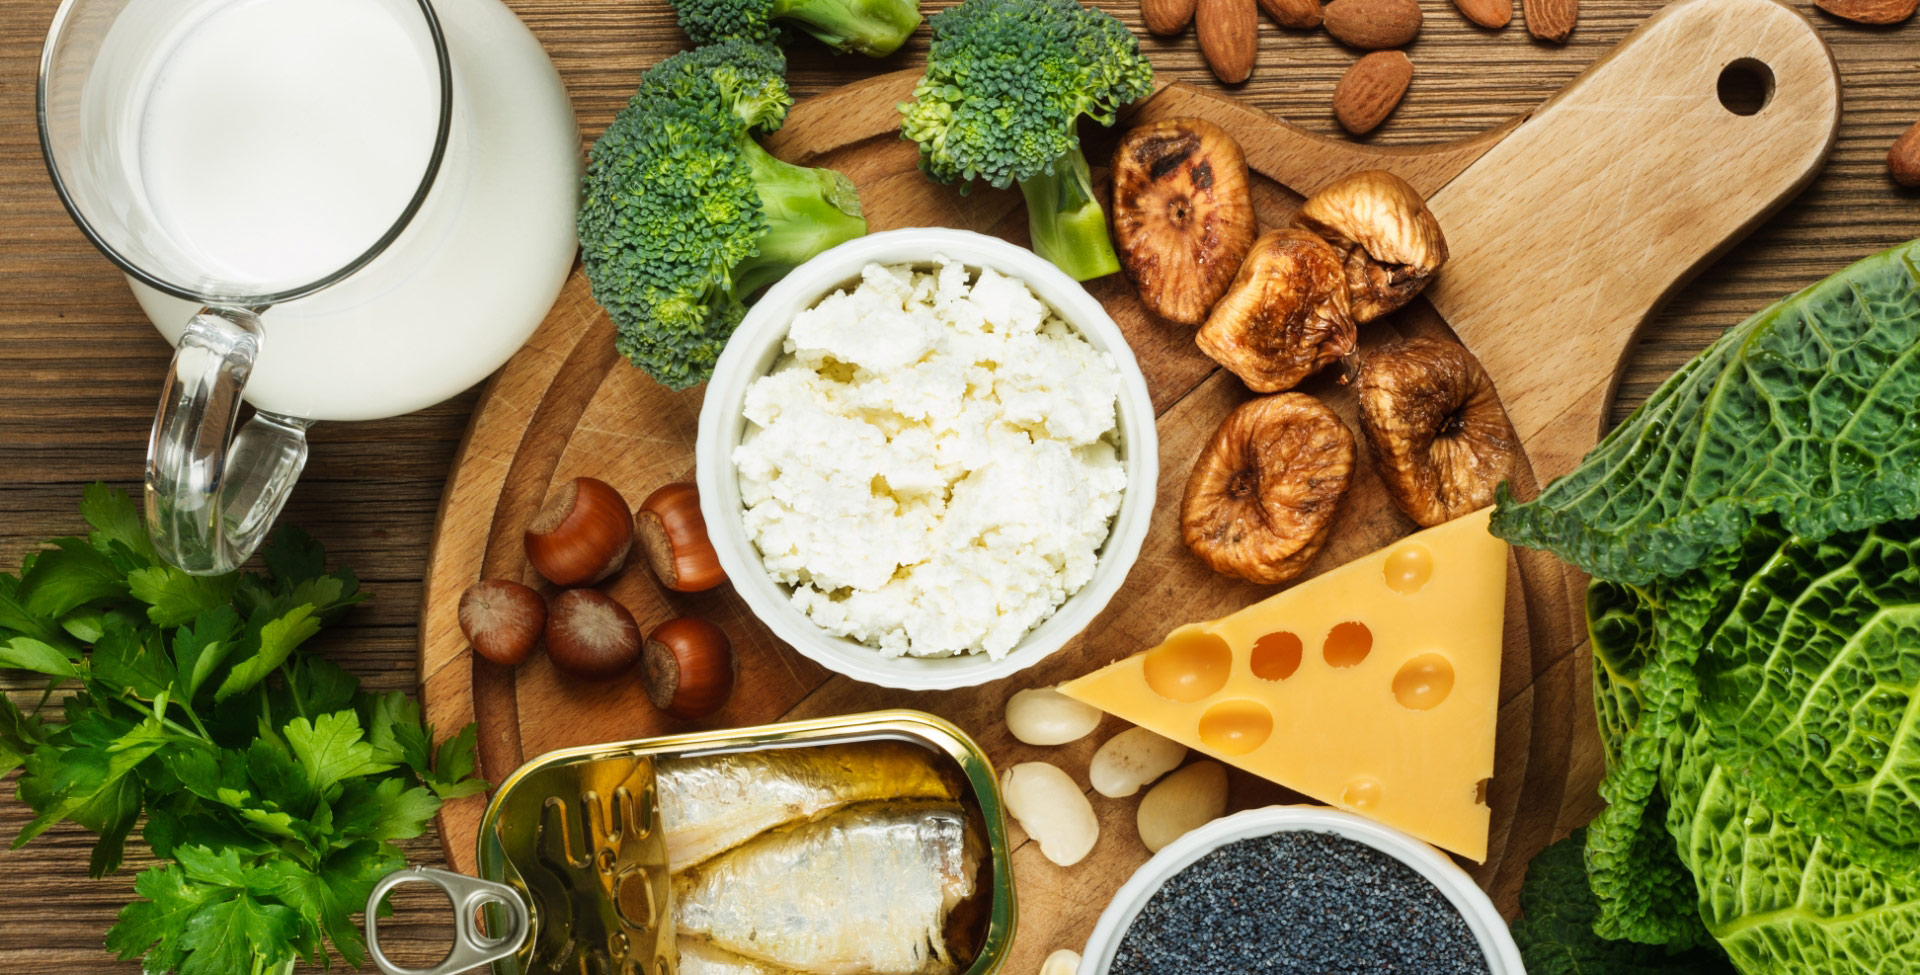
(899, 0, 1153, 281)
(579, 41, 867, 390)
(674, 0, 922, 57)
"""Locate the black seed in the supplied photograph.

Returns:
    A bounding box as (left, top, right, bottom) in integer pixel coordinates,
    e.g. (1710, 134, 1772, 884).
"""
(1108, 830, 1492, 975)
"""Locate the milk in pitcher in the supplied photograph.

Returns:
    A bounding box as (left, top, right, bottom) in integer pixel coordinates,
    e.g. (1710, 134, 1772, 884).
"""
(137, 0, 441, 287)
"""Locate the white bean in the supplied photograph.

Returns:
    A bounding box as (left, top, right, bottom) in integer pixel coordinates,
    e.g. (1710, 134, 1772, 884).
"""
(1004, 687, 1102, 746)
(1041, 948, 1082, 975)
(1089, 727, 1187, 798)
(1000, 762, 1098, 866)
(1136, 761, 1228, 853)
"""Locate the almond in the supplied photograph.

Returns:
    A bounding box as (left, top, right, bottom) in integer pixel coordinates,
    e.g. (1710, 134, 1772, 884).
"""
(1142, 0, 1198, 35)
(1333, 51, 1413, 136)
(1451, 0, 1511, 28)
(1323, 0, 1421, 49)
(1256, 0, 1323, 28)
(1814, 0, 1916, 23)
(1891, 118, 1920, 188)
(1523, 0, 1576, 41)
(1197, 0, 1258, 84)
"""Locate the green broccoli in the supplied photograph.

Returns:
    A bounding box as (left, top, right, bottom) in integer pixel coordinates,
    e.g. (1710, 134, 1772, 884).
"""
(672, 0, 922, 57)
(899, 0, 1153, 281)
(578, 40, 868, 390)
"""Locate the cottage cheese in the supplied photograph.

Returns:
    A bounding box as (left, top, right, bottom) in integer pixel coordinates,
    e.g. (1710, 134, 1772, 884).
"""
(733, 259, 1126, 659)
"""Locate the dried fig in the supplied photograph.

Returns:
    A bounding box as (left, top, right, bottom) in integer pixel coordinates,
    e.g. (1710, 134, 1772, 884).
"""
(1183, 392, 1355, 584)
(1357, 337, 1518, 527)
(1292, 170, 1448, 323)
(1112, 119, 1256, 325)
(1196, 229, 1356, 393)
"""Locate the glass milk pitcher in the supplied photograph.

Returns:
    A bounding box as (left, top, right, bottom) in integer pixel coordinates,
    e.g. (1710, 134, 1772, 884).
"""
(38, 0, 581, 573)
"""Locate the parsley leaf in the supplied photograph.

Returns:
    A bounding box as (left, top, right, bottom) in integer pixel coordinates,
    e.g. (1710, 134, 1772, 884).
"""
(285, 711, 392, 794)
(213, 605, 321, 702)
(127, 566, 238, 628)
(4, 487, 487, 974)
(0, 637, 78, 678)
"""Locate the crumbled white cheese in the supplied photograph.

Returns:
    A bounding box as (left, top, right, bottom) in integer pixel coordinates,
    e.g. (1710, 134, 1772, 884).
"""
(733, 259, 1126, 659)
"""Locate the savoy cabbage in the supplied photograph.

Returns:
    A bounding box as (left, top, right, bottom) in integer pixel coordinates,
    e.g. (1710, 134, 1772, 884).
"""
(1493, 240, 1920, 585)
(1579, 518, 1920, 971)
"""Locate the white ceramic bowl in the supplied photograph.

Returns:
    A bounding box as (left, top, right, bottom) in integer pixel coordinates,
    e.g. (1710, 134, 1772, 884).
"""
(1079, 806, 1525, 975)
(694, 229, 1159, 690)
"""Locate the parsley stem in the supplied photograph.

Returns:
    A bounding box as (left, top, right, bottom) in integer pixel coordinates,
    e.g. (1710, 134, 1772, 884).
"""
(280, 663, 309, 721)
(114, 687, 209, 742)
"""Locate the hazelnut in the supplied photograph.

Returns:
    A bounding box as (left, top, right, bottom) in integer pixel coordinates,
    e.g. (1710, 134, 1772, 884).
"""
(1196, 229, 1357, 393)
(1357, 337, 1518, 527)
(457, 580, 547, 666)
(1111, 118, 1257, 325)
(1292, 170, 1448, 323)
(544, 588, 642, 678)
(641, 617, 735, 720)
(1182, 392, 1354, 584)
(636, 482, 726, 593)
(524, 477, 634, 587)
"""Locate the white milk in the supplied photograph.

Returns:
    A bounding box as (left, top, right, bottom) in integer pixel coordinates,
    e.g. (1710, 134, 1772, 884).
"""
(137, 0, 439, 287)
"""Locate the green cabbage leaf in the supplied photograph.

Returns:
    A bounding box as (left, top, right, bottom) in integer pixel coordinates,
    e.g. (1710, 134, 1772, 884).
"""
(1579, 518, 1920, 972)
(1492, 240, 1920, 586)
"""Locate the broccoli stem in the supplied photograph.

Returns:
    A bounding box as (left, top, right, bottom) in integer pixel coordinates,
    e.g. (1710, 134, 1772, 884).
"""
(733, 137, 870, 298)
(1017, 147, 1120, 282)
(772, 0, 921, 56)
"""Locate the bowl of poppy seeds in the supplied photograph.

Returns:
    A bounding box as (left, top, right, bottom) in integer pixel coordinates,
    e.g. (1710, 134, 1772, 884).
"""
(1080, 806, 1523, 975)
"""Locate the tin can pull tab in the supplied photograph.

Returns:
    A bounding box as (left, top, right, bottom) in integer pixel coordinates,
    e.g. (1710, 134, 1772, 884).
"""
(366, 866, 530, 975)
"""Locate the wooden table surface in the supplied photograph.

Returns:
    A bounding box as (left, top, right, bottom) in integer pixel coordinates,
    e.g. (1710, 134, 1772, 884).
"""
(0, 0, 1913, 970)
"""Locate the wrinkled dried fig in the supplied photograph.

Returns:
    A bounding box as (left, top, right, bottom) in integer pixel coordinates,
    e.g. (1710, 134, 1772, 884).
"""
(1292, 170, 1448, 323)
(1183, 392, 1355, 584)
(1196, 229, 1356, 392)
(1357, 337, 1518, 527)
(1112, 119, 1256, 325)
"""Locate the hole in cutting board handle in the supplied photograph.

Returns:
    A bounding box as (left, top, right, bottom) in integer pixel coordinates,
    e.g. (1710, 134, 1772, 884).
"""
(1718, 58, 1775, 116)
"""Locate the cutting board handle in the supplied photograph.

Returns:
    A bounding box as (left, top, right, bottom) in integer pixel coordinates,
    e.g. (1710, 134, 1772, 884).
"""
(1424, 0, 1839, 483)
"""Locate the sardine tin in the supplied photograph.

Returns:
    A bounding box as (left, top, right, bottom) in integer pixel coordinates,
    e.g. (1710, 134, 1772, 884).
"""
(472, 710, 1015, 975)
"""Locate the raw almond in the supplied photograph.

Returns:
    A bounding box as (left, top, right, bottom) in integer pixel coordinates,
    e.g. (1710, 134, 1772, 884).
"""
(1333, 51, 1413, 135)
(1142, 0, 1198, 36)
(1891, 118, 1920, 188)
(1451, 0, 1511, 28)
(1814, 0, 1916, 23)
(1523, 0, 1576, 42)
(1256, 0, 1323, 28)
(1323, 0, 1421, 49)
(1197, 0, 1258, 84)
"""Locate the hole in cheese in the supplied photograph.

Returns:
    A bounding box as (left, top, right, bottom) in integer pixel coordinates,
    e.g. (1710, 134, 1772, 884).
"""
(1342, 776, 1383, 810)
(1392, 653, 1455, 711)
(1383, 543, 1433, 595)
(1198, 699, 1273, 754)
(1144, 629, 1233, 702)
(1474, 778, 1490, 807)
(1250, 632, 1304, 681)
(1322, 621, 1373, 669)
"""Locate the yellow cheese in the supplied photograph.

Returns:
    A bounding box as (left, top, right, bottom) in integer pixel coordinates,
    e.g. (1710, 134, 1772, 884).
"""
(1059, 508, 1508, 860)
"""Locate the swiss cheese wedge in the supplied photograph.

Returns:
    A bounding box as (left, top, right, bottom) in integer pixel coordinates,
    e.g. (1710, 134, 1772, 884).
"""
(1059, 508, 1508, 860)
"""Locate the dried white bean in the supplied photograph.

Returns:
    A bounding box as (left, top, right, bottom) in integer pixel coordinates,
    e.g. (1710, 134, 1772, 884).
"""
(1001, 762, 1098, 866)
(1041, 948, 1082, 975)
(1004, 687, 1102, 746)
(1089, 727, 1187, 798)
(1136, 761, 1228, 853)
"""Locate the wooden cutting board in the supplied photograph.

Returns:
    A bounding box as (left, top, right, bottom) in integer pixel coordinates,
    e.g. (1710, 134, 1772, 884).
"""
(417, 0, 1837, 966)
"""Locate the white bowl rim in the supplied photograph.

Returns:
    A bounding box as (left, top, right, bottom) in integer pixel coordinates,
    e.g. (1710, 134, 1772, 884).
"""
(694, 228, 1159, 690)
(1078, 805, 1525, 975)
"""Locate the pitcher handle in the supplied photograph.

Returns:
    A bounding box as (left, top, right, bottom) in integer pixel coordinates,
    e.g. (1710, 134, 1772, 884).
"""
(366, 866, 532, 975)
(144, 306, 311, 575)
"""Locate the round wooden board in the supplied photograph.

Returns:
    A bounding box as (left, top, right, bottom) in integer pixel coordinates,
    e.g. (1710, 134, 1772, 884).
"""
(418, 73, 1597, 969)
(421, 14, 1839, 961)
